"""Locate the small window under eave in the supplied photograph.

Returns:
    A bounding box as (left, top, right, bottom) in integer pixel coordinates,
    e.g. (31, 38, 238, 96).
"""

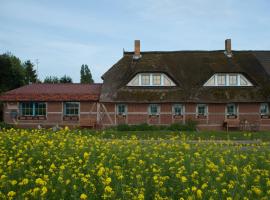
(203, 73, 253, 87)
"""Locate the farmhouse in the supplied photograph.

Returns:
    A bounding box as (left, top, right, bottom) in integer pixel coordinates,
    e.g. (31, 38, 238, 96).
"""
(1, 39, 270, 130)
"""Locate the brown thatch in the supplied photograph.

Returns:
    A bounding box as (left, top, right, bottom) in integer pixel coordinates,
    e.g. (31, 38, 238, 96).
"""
(100, 51, 270, 103)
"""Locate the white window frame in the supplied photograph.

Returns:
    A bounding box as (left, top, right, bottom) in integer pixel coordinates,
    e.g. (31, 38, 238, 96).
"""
(63, 102, 80, 116)
(260, 103, 269, 116)
(204, 73, 253, 87)
(127, 73, 176, 87)
(196, 104, 208, 116)
(148, 104, 160, 116)
(172, 104, 184, 116)
(19, 102, 47, 117)
(226, 103, 237, 116)
(117, 104, 127, 115)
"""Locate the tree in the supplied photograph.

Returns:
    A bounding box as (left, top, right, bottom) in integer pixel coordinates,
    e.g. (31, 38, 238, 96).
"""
(0, 52, 26, 93)
(80, 64, 94, 83)
(60, 75, 73, 83)
(24, 60, 37, 84)
(43, 76, 59, 83)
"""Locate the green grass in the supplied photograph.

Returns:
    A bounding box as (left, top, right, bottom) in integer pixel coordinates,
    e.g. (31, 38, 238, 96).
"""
(79, 129, 270, 141)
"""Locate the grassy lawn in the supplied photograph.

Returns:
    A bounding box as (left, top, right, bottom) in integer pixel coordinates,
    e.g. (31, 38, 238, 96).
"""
(81, 129, 270, 141)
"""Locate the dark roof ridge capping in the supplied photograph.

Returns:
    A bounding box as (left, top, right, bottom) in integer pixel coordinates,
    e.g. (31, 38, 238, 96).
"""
(100, 40, 270, 103)
(0, 83, 102, 101)
(123, 50, 270, 55)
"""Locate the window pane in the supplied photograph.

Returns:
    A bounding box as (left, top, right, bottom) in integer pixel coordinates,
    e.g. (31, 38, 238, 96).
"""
(197, 105, 206, 115)
(64, 102, 79, 115)
(117, 104, 126, 114)
(35, 103, 46, 116)
(260, 103, 269, 115)
(227, 104, 236, 115)
(217, 75, 226, 85)
(141, 75, 150, 85)
(152, 74, 161, 85)
(229, 75, 237, 85)
(173, 104, 182, 115)
(20, 102, 34, 116)
(149, 104, 159, 115)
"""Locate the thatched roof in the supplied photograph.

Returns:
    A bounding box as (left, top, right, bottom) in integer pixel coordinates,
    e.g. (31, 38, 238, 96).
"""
(100, 51, 270, 103)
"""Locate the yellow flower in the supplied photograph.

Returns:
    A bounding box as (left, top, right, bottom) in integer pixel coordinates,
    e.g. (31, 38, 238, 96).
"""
(252, 187, 262, 196)
(83, 152, 90, 160)
(191, 186, 197, 192)
(197, 189, 203, 199)
(80, 193, 88, 200)
(97, 167, 105, 177)
(10, 180, 17, 185)
(35, 178, 46, 186)
(201, 183, 208, 189)
(60, 165, 65, 170)
(7, 160, 14, 166)
(41, 186, 48, 196)
(105, 177, 111, 185)
(19, 178, 29, 186)
(104, 186, 113, 193)
(181, 176, 187, 183)
(138, 193, 144, 200)
(50, 163, 56, 170)
(7, 191, 16, 197)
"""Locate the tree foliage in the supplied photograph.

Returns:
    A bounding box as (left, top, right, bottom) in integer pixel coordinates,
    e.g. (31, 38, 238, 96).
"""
(80, 64, 94, 83)
(60, 75, 73, 83)
(23, 60, 38, 84)
(43, 76, 60, 83)
(43, 75, 73, 83)
(0, 53, 26, 93)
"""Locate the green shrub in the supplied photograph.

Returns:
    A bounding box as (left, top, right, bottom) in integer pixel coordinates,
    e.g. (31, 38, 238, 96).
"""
(168, 120, 197, 131)
(116, 124, 130, 131)
(115, 120, 197, 132)
(0, 122, 14, 129)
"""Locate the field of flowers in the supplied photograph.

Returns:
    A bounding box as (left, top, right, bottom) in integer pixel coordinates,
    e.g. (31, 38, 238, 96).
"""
(0, 128, 270, 199)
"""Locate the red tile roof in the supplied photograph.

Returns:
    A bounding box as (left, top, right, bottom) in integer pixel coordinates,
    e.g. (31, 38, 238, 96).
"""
(0, 83, 102, 101)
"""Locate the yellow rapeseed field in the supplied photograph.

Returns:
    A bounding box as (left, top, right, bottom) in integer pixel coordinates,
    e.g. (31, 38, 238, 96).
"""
(0, 128, 270, 199)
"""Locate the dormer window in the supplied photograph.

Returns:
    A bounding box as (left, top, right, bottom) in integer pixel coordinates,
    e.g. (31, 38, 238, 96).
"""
(204, 73, 253, 87)
(127, 73, 176, 87)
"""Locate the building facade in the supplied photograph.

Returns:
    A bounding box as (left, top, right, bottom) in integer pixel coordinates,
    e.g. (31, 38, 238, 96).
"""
(1, 39, 270, 130)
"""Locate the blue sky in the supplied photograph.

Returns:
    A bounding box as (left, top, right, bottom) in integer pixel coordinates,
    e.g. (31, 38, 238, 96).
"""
(1, 0, 270, 83)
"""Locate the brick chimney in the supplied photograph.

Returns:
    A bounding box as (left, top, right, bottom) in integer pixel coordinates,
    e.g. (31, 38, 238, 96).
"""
(133, 40, 141, 59)
(225, 39, 232, 57)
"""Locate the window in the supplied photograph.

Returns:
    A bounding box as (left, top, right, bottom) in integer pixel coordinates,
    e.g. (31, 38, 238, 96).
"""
(197, 104, 207, 116)
(19, 102, 46, 116)
(64, 102, 79, 116)
(260, 103, 269, 115)
(149, 104, 160, 115)
(204, 73, 253, 87)
(229, 75, 237, 86)
(152, 74, 161, 85)
(141, 74, 150, 85)
(226, 103, 237, 116)
(217, 75, 226, 86)
(127, 73, 176, 87)
(117, 104, 127, 115)
(173, 104, 183, 116)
